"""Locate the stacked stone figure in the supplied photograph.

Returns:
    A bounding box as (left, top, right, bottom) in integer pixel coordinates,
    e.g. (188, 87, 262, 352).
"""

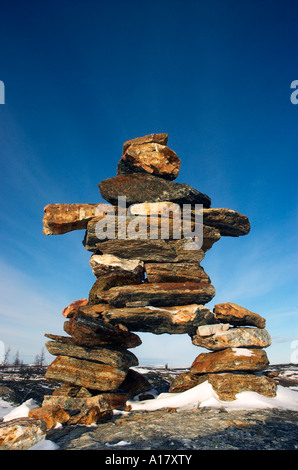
(32, 133, 276, 428)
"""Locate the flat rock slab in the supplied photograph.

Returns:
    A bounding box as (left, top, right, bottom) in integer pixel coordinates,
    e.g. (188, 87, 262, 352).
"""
(89, 254, 144, 278)
(50, 387, 128, 410)
(191, 327, 271, 350)
(129, 203, 250, 237)
(100, 282, 216, 308)
(88, 271, 143, 304)
(99, 304, 216, 334)
(62, 298, 88, 318)
(98, 173, 211, 207)
(117, 142, 181, 180)
(43, 203, 110, 235)
(42, 395, 114, 413)
(122, 133, 168, 154)
(45, 339, 138, 369)
(190, 347, 269, 373)
(196, 323, 229, 336)
(85, 240, 209, 266)
(144, 262, 211, 283)
(84, 215, 220, 252)
(64, 314, 142, 348)
(0, 417, 47, 450)
(213, 302, 266, 328)
(45, 356, 127, 391)
(202, 208, 251, 236)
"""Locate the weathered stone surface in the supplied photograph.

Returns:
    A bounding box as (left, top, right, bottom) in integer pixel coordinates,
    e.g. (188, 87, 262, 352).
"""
(191, 327, 271, 351)
(43, 394, 108, 410)
(128, 201, 183, 218)
(45, 333, 74, 343)
(99, 304, 216, 334)
(28, 405, 70, 429)
(145, 262, 210, 284)
(196, 323, 230, 337)
(190, 348, 269, 374)
(119, 369, 152, 398)
(64, 313, 142, 348)
(202, 373, 277, 401)
(50, 386, 127, 409)
(74, 303, 110, 317)
(86, 239, 206, 262)
(169, 372, 277, 400)
(168, 372, 203, 393)
(62, 298, 88, 318)
(122, 133, 168, 154)
(213, 303, 266, 328)
(88, 271, 143, 305)
(100, 282, 216, 308)
(45, 339, 138, 369)
(70, 406, 112, 425)
(100, 392, 129, 409)
(202, 208, 251, 237)
(117, 142, 181, 180)
(0, 418, 47, 450)
(0, 386, 18, 403)
(45, 356, 127, 391)
(83, 215, 220, 252)
(52, 383, 92, 397)
(41, 395, 113, 424)
(43, 203, 111, 235)
(98, 174, 211, 207)
(129, 203, 250, 237)
(90, 253, 145, 279)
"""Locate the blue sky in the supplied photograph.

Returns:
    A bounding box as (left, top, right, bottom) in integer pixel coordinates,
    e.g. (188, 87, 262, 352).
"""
(0, 0, 297, 366)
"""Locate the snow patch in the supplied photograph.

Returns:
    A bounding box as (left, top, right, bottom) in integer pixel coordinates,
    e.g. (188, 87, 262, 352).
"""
(128, 381, 298, 412)
(0, 399, 14, 420)
(232, 348, 255, 357)
(106, 440, 132, 447)
(146, 306, 179, 313)
(130, 367, 154, 374)
(2, 398, 39, 422)
(28, 439, 60, 450)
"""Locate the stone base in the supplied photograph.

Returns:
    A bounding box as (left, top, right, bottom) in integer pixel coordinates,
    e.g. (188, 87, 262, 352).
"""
(169, 372, 277, 401)
(29, 396, 113, 428)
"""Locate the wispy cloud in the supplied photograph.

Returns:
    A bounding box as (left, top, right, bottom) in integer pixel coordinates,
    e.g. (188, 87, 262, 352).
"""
(272, 335, 297, 344)
(0, 258, 66, 362)
(207, 229, 297, 307)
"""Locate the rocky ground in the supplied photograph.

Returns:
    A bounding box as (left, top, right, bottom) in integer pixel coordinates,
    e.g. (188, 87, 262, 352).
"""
(1, 363, 298, 450)
(47, 407, 298, 451)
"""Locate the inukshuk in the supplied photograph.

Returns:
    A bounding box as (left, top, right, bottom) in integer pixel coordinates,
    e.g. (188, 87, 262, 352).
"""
(31, 133, 276, 428)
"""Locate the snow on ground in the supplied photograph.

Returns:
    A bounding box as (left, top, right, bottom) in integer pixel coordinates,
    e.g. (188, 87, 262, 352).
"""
(105, 440, 132, 447)
(2, 377, 298, 426)
(2, 398, 39, 422)
(128, 381, 298, 412)
(0, 399, 14, 420)
(1, 365, 298, 450)
(28, 439, 60, 450)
